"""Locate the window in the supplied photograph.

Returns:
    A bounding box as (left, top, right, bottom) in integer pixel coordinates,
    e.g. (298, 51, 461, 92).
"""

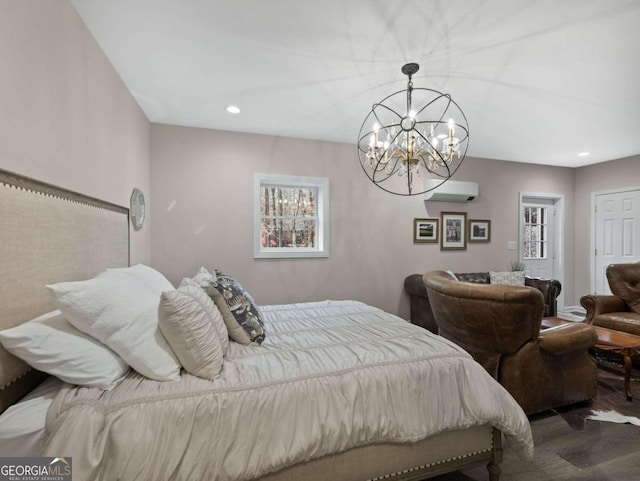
(254, 173, 330, 258)
(523, 206, 547, 259)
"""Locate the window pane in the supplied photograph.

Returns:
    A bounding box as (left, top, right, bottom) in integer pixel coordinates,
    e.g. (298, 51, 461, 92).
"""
(524, 241, 550, 260)
(522, 205, 549, 260)
(261, 218, 316, 248)
(261, 186, 317, 218)
(261, 218, 278, 247)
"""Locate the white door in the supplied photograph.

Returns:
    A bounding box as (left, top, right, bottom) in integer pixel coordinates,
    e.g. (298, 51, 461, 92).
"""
(594, 189, 640, 294)
(521, 198, 555, 278)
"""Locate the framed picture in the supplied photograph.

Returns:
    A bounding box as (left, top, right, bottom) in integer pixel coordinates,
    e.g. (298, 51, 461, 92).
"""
(413, 218, 439, 243)
(440, 212, 467, 250)
(468, 219, 491, 243)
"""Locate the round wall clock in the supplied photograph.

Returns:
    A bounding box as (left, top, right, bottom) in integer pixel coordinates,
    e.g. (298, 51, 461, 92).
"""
(130, 188, 146, 231)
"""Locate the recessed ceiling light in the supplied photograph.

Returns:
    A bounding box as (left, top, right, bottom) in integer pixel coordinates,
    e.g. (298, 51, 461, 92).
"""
(578, 152, 590, 157)
(226, 105, 240, 114)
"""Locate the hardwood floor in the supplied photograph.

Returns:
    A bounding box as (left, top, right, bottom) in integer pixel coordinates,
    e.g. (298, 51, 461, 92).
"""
(431, 361, 640, 481)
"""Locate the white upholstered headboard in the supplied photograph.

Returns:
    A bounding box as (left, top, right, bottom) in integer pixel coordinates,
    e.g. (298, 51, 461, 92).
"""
(0, 168, 130, 411)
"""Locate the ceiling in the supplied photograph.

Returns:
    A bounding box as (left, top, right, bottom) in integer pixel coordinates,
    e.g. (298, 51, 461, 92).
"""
(70, 0, 640, 168)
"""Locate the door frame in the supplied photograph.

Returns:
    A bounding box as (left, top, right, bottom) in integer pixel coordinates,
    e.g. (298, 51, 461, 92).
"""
(518, 192, 565, 310)
(590, 185, 640, 293)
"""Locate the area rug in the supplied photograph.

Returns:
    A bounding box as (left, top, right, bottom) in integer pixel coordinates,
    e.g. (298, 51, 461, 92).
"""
(550, 361, 640, 430)
(589, 356, 640, 417)
(587, 409, 640, 426)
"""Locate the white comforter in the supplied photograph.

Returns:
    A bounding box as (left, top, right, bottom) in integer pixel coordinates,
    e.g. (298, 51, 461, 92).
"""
(44, 300, 533, 480)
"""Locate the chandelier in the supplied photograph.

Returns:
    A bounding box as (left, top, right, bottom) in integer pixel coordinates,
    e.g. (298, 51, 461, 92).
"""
(357, 63, 469, 196)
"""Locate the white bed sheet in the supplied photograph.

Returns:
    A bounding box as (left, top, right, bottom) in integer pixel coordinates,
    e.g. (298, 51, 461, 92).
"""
(0, 376, 63, 456)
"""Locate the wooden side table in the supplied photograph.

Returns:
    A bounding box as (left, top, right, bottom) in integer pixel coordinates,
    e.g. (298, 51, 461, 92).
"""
(542, 317, 640, 401)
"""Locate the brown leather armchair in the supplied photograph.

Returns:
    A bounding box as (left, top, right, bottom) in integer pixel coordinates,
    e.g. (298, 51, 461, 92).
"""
(423, 270, 598, 415)
(580, 263, 640, 336)
(404, 271, 562, 334)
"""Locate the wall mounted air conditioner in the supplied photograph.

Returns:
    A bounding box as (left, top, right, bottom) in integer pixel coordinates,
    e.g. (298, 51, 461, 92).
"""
(423, 180, 479, 203)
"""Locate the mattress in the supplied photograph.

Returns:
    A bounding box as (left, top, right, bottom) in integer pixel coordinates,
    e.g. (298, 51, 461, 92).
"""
(43, 300, 533, 481)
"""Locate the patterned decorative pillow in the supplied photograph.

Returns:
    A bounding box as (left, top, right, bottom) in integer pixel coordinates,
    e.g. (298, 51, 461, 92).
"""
(490, 271, 526, 286)
(204, 270, 265, 345)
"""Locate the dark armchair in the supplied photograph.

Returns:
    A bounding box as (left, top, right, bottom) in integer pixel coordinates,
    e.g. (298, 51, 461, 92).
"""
(423, 270, 597, 415)
(404, 271, 562, 334)
(580, 263, 640, 336)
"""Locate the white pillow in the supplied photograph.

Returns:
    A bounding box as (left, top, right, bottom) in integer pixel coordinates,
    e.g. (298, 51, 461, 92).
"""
(47, 269, 181, 381)
(158, 289, 224, 380)
(445, 270, 459, 281)
(490, 271, 526, 286)
(0, 311, 129, 389)
(192, 266, 214, 287)
(107, 264, 174, 293)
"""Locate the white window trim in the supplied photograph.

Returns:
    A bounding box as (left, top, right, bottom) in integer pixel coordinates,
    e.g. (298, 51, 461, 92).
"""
(254, 173, 330, 259)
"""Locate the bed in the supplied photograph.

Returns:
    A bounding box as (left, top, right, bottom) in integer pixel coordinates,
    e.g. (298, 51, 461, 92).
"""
(0, 168, 533, 481)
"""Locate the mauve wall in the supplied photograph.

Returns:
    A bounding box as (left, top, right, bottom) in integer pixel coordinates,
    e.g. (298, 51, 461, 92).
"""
(0, 0, 151, 264)
(573, 155, 640, 302)
(2, 2, 633, 311)
(150, 124, 574, 318)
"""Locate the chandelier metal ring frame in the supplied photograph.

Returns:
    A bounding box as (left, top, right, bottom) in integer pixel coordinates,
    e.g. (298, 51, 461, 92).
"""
(357, 63, 469, 196)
